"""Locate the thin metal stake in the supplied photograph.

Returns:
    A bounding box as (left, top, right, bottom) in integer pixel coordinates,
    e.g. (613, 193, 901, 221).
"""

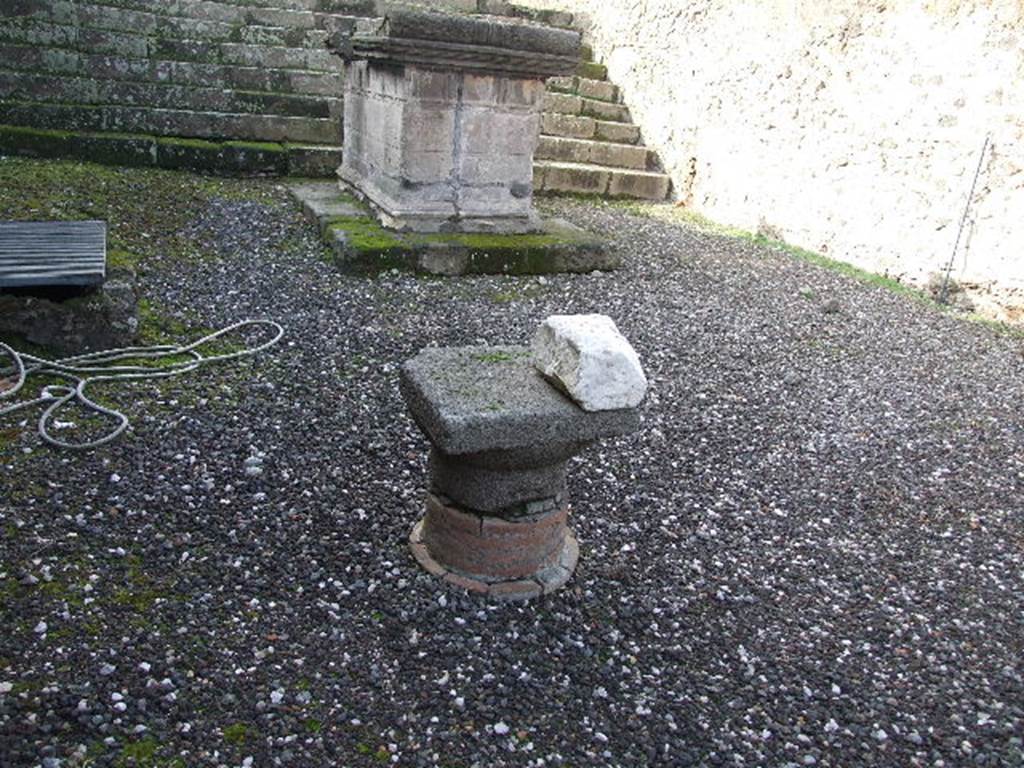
(939, 134, 990, 305)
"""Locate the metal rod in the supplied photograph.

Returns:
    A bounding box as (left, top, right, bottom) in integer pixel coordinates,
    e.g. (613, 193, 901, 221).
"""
(939, 134, 990, 305)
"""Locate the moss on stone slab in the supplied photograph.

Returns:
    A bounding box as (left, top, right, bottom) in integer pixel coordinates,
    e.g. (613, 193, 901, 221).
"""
(0, 124, 74, 141)
(319, 210, 610, 276)
(327, 216, 404, 252)
(411, 231, 588, 251)
(0, 124, 75, 156)
(473, 349, 527, 363)
(156, 135, 289, 174)
(0, 124, 325, 177)
(155, 136, 222, 150)
(576, 61, 608, 81)
(223, 139, 286, 153)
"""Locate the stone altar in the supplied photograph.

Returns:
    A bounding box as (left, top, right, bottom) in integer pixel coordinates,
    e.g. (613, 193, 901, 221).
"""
(335, 8, 581, 234)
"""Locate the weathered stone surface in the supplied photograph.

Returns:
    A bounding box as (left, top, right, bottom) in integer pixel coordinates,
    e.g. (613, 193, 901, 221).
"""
(543, 92, 582, 115)
(400, 345, 641, 457)
(607, 168, 671, 199)
(547, 75, 578, 93)
(580, 97, 629, 122)
(534, 161, 670, 200)
(535, 135, 591, 165)
(536, 135, 649, 170)
(593, 119, 640, 144)
(534, 532, 579, 594)
(286, 144, 343, 177)
(442, 571, 489, 594)
(476, 0, 514, 15)
(339, 60, 545, 233)
(0, 71, 338, 119)
(429, 445, 569, 513)
(576, 76, 617, 103)
(0, 45, 346, 97)
(535, 161, 609, 194)
(531, 314, 648, 412)
(589, 140, 649, 170)
(541, 112, 596, 139)
(0, 271, 138, 356)
(289, 181, 364, 223)
(341, 7, 580, 79)
(409, 522, 448, 577)
(0, 125, 326, 177)
(377, 7, 580, 57)
(510, 5, 575, 29)
(0, 101, 339, 144)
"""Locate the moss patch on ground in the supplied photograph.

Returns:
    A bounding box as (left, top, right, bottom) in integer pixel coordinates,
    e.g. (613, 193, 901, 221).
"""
(0, 158, 274, 457)
(0, 156, 282, 269)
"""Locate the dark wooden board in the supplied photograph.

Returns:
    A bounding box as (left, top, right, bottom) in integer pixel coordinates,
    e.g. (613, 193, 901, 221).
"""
(0, 220, 106, 288)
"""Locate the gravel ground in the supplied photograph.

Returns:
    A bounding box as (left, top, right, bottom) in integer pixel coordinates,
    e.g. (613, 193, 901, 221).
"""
(2, 176, 1023, 768)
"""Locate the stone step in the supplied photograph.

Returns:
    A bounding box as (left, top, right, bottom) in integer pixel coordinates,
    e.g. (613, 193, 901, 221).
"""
(0, 123, 342, 176)
(539, 112, 641, 145)
(28, 0, 365, 25)
(42, 0, 541, 25)
(9, 0, 324, 37)
(536, 136, 653, 171)
(0, 19, 342, 72)
(542, 92, 631, 123)
(0, 70, 341, 119)
(0, 20, 149, 59)
(548, 75, 619, 104)
(97, 0, 338, 13)
(0, 100, 341, 144)
(533, 161, 671, 201)
(22, 0, 556, 29)
(0, 43, 344, 98)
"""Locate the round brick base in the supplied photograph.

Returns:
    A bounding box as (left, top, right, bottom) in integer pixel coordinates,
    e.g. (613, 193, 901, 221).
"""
(409, 493, 579, 601)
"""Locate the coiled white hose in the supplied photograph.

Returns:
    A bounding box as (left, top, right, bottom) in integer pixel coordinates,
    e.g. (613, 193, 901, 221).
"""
(0, 320, 284, 450)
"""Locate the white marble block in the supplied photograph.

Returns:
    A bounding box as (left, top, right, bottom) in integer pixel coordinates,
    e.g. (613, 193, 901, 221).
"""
(530, 314, 648, 412)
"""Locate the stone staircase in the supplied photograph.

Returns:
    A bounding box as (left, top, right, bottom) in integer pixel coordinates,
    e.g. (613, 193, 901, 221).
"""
(535, 55, 671, 200)
(0, 0, 355, 175)
(0, 0, 670, 199)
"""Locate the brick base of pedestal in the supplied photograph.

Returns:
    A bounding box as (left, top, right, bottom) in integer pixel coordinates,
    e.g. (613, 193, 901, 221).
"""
(409, 493, 579, 601)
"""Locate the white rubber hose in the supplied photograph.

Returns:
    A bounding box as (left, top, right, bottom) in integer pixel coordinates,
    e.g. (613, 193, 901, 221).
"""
(0, 320, 284, 450)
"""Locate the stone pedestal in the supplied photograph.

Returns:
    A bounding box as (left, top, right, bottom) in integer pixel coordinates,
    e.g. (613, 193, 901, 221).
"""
(399, 345, 640, 600)
(336, 8, 580, 234)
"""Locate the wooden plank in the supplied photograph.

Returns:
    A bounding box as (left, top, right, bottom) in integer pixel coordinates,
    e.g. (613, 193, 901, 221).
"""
(0, 220, 106, 288)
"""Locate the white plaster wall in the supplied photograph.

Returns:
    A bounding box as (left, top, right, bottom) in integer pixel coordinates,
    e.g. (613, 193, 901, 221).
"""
(519, 0, 1024, 319)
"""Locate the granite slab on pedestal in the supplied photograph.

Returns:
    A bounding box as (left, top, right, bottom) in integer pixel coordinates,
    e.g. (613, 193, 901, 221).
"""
(288, 181, 615, 275)
(400, 344, 640, 600)
(400, 345, 638, 513)
(400, 345, 638, 457)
